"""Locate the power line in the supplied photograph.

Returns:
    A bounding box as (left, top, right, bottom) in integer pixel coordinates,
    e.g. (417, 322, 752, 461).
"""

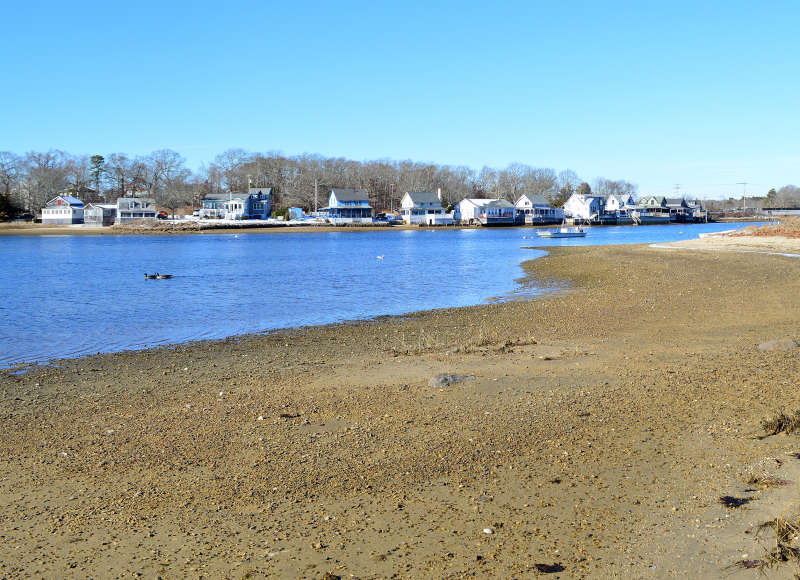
(736, 182, 747, 210)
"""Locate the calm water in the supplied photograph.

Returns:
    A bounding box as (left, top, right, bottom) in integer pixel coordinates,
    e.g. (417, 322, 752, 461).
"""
(0, 222, 759, 367)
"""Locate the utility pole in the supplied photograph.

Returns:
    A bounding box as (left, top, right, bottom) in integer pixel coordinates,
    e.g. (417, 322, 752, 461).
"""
(736, 182, 748, 211)
(674, 184, 681, 198)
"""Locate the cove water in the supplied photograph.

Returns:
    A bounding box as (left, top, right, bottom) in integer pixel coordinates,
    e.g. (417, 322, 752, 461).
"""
(0, 222, 760, 367)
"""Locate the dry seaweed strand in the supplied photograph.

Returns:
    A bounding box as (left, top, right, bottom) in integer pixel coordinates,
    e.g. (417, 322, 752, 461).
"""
(761, 410, 800, 437)
(757, 515, 800, 565)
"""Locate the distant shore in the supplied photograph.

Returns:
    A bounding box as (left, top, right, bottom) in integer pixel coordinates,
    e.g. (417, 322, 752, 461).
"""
(2, 236, 799, 578)
(0, 218, 765, 237)
(0, 221, 459, 236)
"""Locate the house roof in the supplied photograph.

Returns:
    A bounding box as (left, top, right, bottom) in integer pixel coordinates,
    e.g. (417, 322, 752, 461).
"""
(58, 196, 84, 206)
(517, 194, 550, 205)
(405, 191, 441, 204)
(331, 188, 370, 202)
(85, 203, 116, 209)
(665, 198, 686, 206)
(485, 198, 515, 208)
(567, 194, 604, 204)
(203, 193, 251, 201)
(116, 197, 155, 207)
(461, 198, 512, 208)
(249, 187, 272, 195)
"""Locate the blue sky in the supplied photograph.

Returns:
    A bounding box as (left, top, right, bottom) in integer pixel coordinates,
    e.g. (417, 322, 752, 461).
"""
(2, 0, 798, 198)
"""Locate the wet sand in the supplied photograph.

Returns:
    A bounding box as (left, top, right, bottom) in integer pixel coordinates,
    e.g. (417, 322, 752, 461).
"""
(657, 234, 800, 255)
(1, 242, 799, 578)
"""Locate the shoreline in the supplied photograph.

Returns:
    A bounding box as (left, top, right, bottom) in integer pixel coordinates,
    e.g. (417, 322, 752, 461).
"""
(0, 218, 768, 237)
(2, 241, 800, 578)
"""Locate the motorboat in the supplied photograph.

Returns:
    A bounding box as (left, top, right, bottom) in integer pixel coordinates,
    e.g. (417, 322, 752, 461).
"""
(536, 225, 587, 238)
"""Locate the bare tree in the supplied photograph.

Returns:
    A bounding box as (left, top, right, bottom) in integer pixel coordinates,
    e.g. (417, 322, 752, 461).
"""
(0, 151, 21, 198)
(142, 149, 187, 200)
(65, 155, 92, 199)
(22, 150, 70, 211)
(212, 148, 252, 193)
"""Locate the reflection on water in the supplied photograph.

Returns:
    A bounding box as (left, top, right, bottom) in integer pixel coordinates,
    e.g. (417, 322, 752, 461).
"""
(0, 222, 756, 366)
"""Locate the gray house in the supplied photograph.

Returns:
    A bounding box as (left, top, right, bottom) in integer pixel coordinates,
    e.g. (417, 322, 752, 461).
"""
(116, 197, 157, 223)
(200, 187, 271, 220)
(84, 203, 117, 226)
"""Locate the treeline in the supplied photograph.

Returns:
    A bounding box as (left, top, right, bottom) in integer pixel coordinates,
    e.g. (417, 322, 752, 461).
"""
(2, 149, 798, 219)
(702, 186, 800, 211)
(0, 148, 644, 218)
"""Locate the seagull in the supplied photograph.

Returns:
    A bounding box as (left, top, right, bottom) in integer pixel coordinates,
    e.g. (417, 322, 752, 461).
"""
(376, 255, 384, 260)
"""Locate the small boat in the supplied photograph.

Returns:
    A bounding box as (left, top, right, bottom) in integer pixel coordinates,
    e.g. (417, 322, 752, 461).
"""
(536, 225, 587, 238)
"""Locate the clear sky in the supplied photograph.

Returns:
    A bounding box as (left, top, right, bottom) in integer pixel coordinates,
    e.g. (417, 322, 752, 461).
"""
(2, 0, 798, 198)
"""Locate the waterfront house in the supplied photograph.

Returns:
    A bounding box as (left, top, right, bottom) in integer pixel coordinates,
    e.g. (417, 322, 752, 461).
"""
(399, 191, 453, 225)
(41, 195, 84, 225)
(320, 189, 373, 223)
(116, 197, 158, 223)
(562, 194, 606, 223)
(454, 198, 515, 225)
(665, 198, 692, 222)
(632, 196, 671, 223)
(84, 203, 117, 226)
(514, 194, 563, 224)
(686, 198, 707, 222)
(603, 194, 637, 223)
(200, 187, 272, 220)
(604, 194, 636, 213)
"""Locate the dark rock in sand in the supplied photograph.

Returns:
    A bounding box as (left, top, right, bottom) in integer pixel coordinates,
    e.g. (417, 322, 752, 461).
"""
(429, 373, 475, 387)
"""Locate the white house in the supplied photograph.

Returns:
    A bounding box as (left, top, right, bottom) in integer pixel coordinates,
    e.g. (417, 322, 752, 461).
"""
(514, 194, 563, 224)
(399, 191, 453, 225)
(562, 194, 606, 222)
(602, 194, 637, 223)
(604, 194, 636, 213)
(320, 189, 373, 223)
(454, 198, 515, 225)
(41, 195, 84, 225)
(116, 197, 157, 223)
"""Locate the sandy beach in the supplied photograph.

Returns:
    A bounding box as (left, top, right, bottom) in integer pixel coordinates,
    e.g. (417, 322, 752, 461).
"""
(2, 239, 799, 578)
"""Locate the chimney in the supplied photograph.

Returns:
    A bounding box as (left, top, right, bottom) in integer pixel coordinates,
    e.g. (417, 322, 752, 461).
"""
(437, 188, 442, 201)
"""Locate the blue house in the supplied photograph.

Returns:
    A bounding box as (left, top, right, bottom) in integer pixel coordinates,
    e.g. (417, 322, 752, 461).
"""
(321, 189, 373, 222)
(200, 187, 271, 220)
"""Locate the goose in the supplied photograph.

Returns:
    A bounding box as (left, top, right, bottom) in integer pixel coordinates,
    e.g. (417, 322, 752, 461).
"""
(155, 273, 173, 279)
(145, 273, 157, 279)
